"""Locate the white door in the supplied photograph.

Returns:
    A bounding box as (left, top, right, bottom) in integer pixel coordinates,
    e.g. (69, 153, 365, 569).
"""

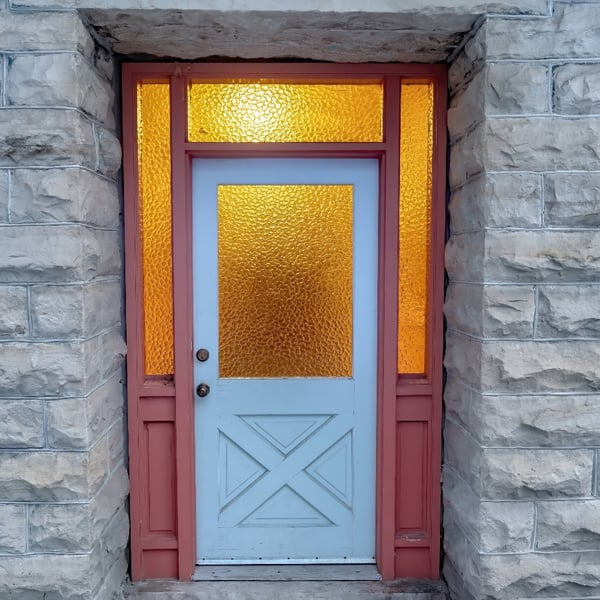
(193, 158, 377, 563)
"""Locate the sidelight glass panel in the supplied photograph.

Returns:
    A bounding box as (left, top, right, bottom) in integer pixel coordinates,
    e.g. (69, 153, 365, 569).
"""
(137, 83, 174, 376)
(218, 185, 353, 378)
(398, 82, 434, 375)
(188, 83, 383, 143)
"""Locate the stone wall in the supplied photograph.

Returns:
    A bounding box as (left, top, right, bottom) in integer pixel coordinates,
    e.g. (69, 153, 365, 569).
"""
(0, 4, 128, 599)
(444, 2, 600, 598)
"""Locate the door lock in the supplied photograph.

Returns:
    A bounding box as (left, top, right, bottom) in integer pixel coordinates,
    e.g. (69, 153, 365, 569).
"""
(196, 348, 209, 362)
(196, 383, 210, 397)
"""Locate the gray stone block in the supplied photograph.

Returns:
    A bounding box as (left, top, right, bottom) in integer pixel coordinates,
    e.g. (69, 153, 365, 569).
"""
(445, 283, 535, 337)
(480, 551, 600, 599)
(11, 168, 120, 227)
(480, 501, 533, 553)
(537, 285, 600, 338)
(449, 172, 541, 233)
(445, 231, 485, 282)
(0, 109, 95, 170)
(486, 63, 548, 115)
(443, 465, 480, 545)
(544, 172, 600, 227)
(444, 420, 482, 494)
(0, 505, 26, 553)
(0, 400, 44, 448)
(92, 552, 127, 600)
(472, 394, 600, 447)
(7, 53, 114, 127)
(95, 125, 122, 179)
(107, 419, 125, 472)
(449, 123, 485, 188)
(29, 503, 91, 553)
(0, 286, 28, 338)
(0, 225, 121, 283)
(448, 25, 486, 95)
(99, 329, 127, 380)
(0, 11, 94, 54)
(46, 375, 124, 449)
(537, 500, 600, 551)
(481, 448, 593, 499)
(554, 63, 600, 115)
(447, 68, 485, 141)
(31, 281, 121, 339)
(0, 170, 7, 223)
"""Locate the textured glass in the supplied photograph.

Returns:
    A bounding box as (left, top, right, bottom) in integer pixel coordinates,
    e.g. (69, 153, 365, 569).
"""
(137, 83, 174, 376)
(398, 82, 434, 374)
(188, 83, 383, 143)
(218, 185, 353, 378)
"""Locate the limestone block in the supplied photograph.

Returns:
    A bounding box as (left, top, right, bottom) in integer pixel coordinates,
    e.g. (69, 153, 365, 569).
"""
(444, 557, 478, 600)
(554, 64, 600, 115)
(0, 286, 28, 338)
(0, 505, 26, 553)
(484, 230, 600, 283)
(443, 376, 472, 434)
(449, 172, 541, 233)
(537, 285, 600, 338)
(486, 4, 600, 60)
(0, 451, 93, 501)
(11, 168, 120, 227)
(0, 11, 94, 54)
(7, 54, 114, 127)
(544, 172, 600, 227)
(29, 503, 91, 552)
(444, 330, 482, 391)
(443, 511, 468, 581)
(0, 551, 102, 600)
(480, 552, 600, 599)
(445, 231, 484, 282)
(479, 340, 600, 393)
(486, 63, 548, 115)
(31, 281, 121, 338)
(443, 465, 480, 545)
(91, 464, 129, 540)
(0, 109, 95, 170)
(0, 400, 44, 448)
(485, 117, 600, 172)
(100, 506, 129, 567)
(445, 283, 535, 337)
(447, 68, 485, 141)
(537, 500, 600, 551)
(0, 170, 7, 223)
(472, 394, 600, 447)
(92, 553, 127, 600)
(46, 375, 124, 449)
(88, 437, 109, 497)
(0, 342, 85, 397)
(82, 228, 121, 281)
(480, 501, 533, 553)
(444, 420, 482, 494)
(100, 329, 127, 380)
(481, 448, 593, 499)
(448, 24, 486, 95)
(95, 125, 122, 179)
(107, 419, 126, 471)
(449, 123, 485, 188)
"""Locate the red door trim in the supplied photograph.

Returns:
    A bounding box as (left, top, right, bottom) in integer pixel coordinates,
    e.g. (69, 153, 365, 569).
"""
(122, 63, 447, 581)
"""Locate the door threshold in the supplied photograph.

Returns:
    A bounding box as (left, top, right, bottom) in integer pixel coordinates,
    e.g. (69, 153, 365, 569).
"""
(193, 564, 382, 581)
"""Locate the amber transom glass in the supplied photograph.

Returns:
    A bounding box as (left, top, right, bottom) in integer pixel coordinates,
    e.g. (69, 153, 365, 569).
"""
(398, 82, 434, 375)
(137, 83, 174, 376)
(188, 82, 383, 143)
(218, 184, 354, 378)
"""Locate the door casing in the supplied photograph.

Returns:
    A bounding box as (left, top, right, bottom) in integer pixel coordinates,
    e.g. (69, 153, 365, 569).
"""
(122, 62, 447, 581)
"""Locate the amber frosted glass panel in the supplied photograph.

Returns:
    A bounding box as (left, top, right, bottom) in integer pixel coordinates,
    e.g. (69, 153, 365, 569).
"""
(137, 83, 174, 375)
(218, 185, 353, 378)
(188, 83, 383, 143)
(398, 82, 434, 374)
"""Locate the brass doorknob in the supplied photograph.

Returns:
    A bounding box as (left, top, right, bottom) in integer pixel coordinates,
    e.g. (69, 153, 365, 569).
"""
(196, 383, 210, 397)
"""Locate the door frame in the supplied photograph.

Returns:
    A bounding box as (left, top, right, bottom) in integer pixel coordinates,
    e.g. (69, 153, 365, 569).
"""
(122, 63, 447, 582)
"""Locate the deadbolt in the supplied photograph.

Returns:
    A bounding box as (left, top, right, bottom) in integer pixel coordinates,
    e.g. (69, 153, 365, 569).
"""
(196, 383, 210, 397)
(196, 348, 209, 362)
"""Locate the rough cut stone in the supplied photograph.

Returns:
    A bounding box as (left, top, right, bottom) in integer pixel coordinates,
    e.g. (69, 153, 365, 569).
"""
(443, 465, 480, 546)
(29, 503, 91, 553)
(0, 170, 8, 223)
(544, 172, 600, 227)
(537, 500, 600, 551)
(7, 53, 114, 127)
(448, 23, 486, 94)
(449, 124, 485, 188)
(92, 553, 127, 600)
(444, 420, 482, 494)
(0, 286, 28, 338)
(91, 464, 129, 540)
(11, 168, 120, 227)
(31, 281, 121, 338)
(445, 283, 535, 337)
(447, 68, 485, 141)
(95, 126, 122, 179)
(99, 329, 127, 380)
(0, 342, 85, 397)
(0, 505, 26, 553)
(480, 501, 533, 553)
(554, 64, 600, 114)
(481, 448, 593, 499)
(0, 400, 44, 448)
(107, 419, 125, 471)
(448, 172, 541, 233)
(445, 231, 485, 282)
(485, 62, 548, 114)
(0, 109, 95, 170)
(471, 394, 600, 447)
(81, 228, 122, 281)
(0, 11, 94, 54)
(480, 551, 600, 599)
(537, 285, 600, 338)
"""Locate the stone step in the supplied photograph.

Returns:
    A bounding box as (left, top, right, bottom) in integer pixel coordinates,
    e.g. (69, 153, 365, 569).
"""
(125, 578, 449, 599)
